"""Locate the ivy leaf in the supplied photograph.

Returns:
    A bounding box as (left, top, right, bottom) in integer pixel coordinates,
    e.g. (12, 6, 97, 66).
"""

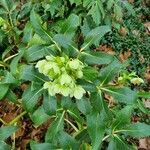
(43, 93, 57, 116)
(101, 87, 137, 104)
(31, 106, 50, 126)
(0, 126, 17, 141)
(121, 123, 150, 138)
(81, 26, 111, 50)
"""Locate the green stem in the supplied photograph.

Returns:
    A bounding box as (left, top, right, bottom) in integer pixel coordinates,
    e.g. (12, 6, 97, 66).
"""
(8, 111, 27, 125)
(64, 118, 79, 132)
(0, 118, 7, 125)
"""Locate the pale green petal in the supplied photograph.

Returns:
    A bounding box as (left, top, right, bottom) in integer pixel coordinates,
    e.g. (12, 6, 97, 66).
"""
(73, 85, 86, 99)
(43, 82, 52, 89)
(61, 86, 71, 97)
(76, 70, 83, 78)
(68, 59, 80, 70)
(130, 77, 144, 85)
(60, 73, 72, 85)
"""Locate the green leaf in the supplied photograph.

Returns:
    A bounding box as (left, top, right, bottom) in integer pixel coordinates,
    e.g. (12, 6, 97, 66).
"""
(22, 86, 43, 112)
(0, 126, 17, 141)
(31, 106, 50, 126)
(112, 105, 133, 130)
(0, 84, 9, 100)
(76, 97, 92, 115)
(87, 111, 105, 150)
(108, 135, 136, 150)
(45, 112, 65, 142)
(137, 99, 149, 114)
(69, 0, 82, 6)
(30, 143, 56, 150)
(81, 26, 111, 50)
(0, 141, 11, 150)
(0, 0, 14, 11)
(60, 13, 80, 39)
(99, 58, 122, 84)
(83, 66, 99, 81)
(138, 92, 150, 98)
(121, 123, 150, 138)
(101, 87, 137, 104)
(22, 22, 33, 44)
(5, 90, 17, 103)
(10, 48, 25, 76)
(20, 65, 47, 83)
(57, 131, 80, 150)
(30, 9, 52, 43)
(80, 51, 114, 65)
(43, 93, 57, 116)
(25, 45, 56, 62)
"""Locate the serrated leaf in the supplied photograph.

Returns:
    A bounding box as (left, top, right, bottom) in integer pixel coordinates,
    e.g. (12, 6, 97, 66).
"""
(101, 87, 137, 104)
(57, 131, 80, 150)
(30, 9, 53, 43)
(138, 92, 150, 98)
(87, 111, 105, 150)
(99, 58, 122, 85)
(22, 86, 43, 112)
(76, 97, 92, 115)
(80, 51, 114, 65)
(43, 93, 57, 116)
(108, 135, 136, 150)
(81, 26, 111, 50)
(10, 48, 25, 76)
(121, 123, 150, 138)
(112, 105, 134, 130)
(83, 66, 99, 81)
(0, 141, 11, 150)
(0, 84, 9, 100)
(0, 126, 17, 141)
(45, 112, 65, 142)
(30, 143, 56, 150)
(31, 106, 50, 126)
(25, 45, 56, 62)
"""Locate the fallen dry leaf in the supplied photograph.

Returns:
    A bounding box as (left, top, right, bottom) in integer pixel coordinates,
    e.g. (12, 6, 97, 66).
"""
(139, 138, 150, 150)
(96, 45, 116, 55)
(119, 50, 132, 62)
(118, 27, 128, 36)
(144, 22, 150, 35)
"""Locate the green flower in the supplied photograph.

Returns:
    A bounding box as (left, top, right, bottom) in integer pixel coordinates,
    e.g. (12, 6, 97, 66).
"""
(35, 60, 47, 73)
(130, 77, 144, 85)
(71, 85, 86, 99)
(36, 55, 85, 99)
(59, 73, 73, 85)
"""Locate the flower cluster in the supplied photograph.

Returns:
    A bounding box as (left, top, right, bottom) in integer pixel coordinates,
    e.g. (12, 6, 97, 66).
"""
(36, 55, 86, 99)
(118, 71, 144, 85)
